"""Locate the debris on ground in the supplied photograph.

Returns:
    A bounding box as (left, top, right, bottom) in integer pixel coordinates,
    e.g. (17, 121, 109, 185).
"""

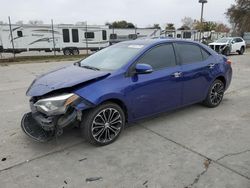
(79, 158, 87, 162)
(143, 180, 149, 187)
(1, 157, 7, 161)
(204, 159, 211, 169)
(86, 177, 103, 183)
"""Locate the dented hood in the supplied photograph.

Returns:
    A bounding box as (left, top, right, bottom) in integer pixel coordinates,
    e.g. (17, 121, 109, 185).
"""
(26, 65, 110, 97)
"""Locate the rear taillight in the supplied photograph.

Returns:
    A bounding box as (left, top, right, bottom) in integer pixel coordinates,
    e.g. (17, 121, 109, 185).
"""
(226, 60, 232, 66)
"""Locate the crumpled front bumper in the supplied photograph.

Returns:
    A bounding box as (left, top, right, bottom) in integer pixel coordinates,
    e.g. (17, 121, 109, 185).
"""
(21, 109, 78, 142)
(21, 112, 55, 142)
(21, 95, 94, 142)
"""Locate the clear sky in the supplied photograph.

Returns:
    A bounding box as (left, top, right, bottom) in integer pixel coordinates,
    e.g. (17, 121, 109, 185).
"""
(0, 0, 235, 27)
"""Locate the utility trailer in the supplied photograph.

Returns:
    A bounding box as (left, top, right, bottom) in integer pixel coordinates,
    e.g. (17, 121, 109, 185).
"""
(0, 23, 161, 55)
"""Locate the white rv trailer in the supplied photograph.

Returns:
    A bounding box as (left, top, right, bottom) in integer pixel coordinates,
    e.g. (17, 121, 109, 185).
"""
(162, 30, 230, 41)
(0, 23, 161, 55)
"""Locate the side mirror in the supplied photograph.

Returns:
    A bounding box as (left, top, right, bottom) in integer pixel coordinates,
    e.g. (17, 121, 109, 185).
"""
(231, 41, 235, 44)
(135, 64, 153, 74)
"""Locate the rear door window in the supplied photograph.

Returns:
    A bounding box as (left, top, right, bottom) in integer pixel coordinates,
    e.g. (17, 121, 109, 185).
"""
(176, 43, 203, 64)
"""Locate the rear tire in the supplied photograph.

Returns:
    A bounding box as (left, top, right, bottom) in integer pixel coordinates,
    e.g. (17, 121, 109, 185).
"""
(238, 46, 245, 55)
(72, 48, 79, 55)
(203, 79, 225, 108)
(81, 102, 125, 146)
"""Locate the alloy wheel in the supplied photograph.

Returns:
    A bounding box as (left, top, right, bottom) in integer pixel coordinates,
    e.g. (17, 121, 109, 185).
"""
(91, 108, 122, 143)
(210, 82, 224, 105)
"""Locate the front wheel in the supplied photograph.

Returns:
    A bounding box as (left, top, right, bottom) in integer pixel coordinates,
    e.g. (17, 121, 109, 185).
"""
(203, 80, 225, 108)
(81, 102, 125, 146)
(63, 49, 71, 56)
(223, 47, 230, 56)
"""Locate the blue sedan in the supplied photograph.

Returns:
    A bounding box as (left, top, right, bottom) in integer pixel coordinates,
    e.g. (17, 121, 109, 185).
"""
(22, 39, 232, 146)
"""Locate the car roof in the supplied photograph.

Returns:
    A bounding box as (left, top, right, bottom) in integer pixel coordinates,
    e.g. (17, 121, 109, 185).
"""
(120, 38, 200, 46)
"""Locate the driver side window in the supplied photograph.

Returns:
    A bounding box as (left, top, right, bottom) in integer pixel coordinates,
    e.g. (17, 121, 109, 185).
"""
(136, 44, 177, 70)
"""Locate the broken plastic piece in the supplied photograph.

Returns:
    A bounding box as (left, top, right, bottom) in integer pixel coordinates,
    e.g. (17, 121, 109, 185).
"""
(86, 177, 103, 182)
(21, 112, 54, 142)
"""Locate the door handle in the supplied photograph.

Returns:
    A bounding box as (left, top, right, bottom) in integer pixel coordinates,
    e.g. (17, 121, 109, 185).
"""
(172, 72, 182, 78)
(208, 63, 216, 69)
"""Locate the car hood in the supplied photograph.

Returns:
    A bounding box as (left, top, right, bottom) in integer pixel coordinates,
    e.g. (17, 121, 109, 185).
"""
(26, 65, 110, 97)
(209, 42, 228, 46)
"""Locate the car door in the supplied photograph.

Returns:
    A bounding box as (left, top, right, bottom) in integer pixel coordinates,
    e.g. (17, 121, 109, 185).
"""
(231, 38, 239, 52)
(126, 43, 182, 119)
(174, 42, 214, 106)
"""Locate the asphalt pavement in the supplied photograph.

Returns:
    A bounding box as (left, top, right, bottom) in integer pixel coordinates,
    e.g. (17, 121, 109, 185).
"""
(0, 51, 250, 188)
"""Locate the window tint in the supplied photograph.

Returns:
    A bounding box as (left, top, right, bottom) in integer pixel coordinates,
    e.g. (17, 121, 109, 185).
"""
(177, 34, 181, 38)
(72, 29, 79, 43)
(183, 32, 191, 39)
(110, 34, 117, 39)
(137, 44, 176, 70)
(128, 34, 137, 40)
(176, 43, 203, 64)
(236, 38, 243, 43)
(85, 32, 95, 39)
(62, 29, 70, 43)
(102, 30, 107, 40)
(201, 48, 211, 60)
(17, 31, 23, 37)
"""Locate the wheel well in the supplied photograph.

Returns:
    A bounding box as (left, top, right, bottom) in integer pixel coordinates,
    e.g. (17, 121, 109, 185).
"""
(102, 99, 128, 122)
(216, 76, 226, 87)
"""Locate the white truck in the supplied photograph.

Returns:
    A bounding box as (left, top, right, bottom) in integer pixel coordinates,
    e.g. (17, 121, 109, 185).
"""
(0, 23, 161, 55)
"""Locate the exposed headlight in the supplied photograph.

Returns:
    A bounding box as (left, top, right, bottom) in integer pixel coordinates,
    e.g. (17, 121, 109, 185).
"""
(34, 93, 79, 115)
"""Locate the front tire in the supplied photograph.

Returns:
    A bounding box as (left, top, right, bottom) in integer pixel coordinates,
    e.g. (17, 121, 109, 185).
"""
(223, 47, 230, 56)
(203, 80, 225, 108)
(63, 49, 71, 56)
(81, 102, 125, 146)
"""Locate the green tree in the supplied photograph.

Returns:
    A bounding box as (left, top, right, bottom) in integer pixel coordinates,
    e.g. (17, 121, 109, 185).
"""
(194, 20, 217, 32)
(108, 20, 135, 28)
(153, 24, 161, 29)
(226, 0, 250, 35)
(165, 23, 175, 30)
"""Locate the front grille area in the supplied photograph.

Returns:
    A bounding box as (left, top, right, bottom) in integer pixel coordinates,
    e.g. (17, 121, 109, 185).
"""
(209, 45, 226, 53)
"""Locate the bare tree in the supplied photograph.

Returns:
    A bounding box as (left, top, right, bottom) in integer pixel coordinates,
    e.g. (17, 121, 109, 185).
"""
(181, 17, 194, 29)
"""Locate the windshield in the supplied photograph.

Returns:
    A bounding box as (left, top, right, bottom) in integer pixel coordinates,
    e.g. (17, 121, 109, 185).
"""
(80, 44, 144, 71)
(216, 38, 232, 43)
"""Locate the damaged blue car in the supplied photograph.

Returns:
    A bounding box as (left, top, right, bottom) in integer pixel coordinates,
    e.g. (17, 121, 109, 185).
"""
(21, 39, 232, 146)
